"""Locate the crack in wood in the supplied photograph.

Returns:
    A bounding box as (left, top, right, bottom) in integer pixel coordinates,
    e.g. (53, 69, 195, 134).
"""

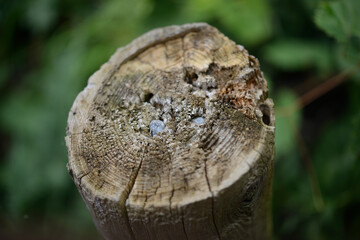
(204, 159, 222, 240)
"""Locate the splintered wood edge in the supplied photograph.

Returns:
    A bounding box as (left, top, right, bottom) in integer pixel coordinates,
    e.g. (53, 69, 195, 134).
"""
(65, 22, 275, 205)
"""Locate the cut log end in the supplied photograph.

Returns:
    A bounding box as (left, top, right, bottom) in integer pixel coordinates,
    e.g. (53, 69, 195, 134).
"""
(66, 23, 275, 240)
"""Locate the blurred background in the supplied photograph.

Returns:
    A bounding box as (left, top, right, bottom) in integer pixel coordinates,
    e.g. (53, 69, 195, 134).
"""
(1, 0, 359, 239)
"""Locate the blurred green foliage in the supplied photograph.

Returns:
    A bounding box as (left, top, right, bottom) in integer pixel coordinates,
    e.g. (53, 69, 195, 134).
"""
(0, 0, 359, 239)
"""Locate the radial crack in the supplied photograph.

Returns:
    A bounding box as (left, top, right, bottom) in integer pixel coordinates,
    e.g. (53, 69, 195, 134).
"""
(181, 208, 190, 240)
(122, 156, 144, 240)
(204, 159, 222, 240)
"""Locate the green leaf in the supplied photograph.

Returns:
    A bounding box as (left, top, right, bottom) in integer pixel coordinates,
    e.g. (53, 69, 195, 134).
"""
(263, 39, 332, 72)
(315, 0, 360, 70)
(315, 0, 360, 42)
(315, 1, 348, 42)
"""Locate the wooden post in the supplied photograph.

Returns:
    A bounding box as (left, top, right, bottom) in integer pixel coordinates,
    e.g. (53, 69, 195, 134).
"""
(66, 23, 275, 240)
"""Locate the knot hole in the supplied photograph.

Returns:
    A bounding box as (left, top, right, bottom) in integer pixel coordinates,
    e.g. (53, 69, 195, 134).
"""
(260, 104, 272, 126)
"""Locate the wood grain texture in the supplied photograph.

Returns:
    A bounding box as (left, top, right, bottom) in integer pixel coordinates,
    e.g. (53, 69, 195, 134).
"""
(66, 23, 275, 240)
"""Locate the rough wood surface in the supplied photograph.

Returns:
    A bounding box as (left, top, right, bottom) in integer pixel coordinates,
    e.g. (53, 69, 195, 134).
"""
(66, 23, 275, 240)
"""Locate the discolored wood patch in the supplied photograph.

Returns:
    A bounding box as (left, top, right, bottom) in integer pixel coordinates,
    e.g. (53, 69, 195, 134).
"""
(66, 23, 275, 240)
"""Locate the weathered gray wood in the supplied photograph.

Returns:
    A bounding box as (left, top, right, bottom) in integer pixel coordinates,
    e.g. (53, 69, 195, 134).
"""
(65, 23, 275, 240)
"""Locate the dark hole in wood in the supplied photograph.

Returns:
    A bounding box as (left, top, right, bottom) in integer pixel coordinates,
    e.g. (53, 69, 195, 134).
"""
(260, 104, 271, 126)
(144, 92, 154, 103)
(185, 70, 198, 84)
(206, 63, 218, 75)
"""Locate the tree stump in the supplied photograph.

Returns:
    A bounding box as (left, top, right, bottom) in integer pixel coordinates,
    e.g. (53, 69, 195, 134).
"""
(65, 23, 275, 240)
